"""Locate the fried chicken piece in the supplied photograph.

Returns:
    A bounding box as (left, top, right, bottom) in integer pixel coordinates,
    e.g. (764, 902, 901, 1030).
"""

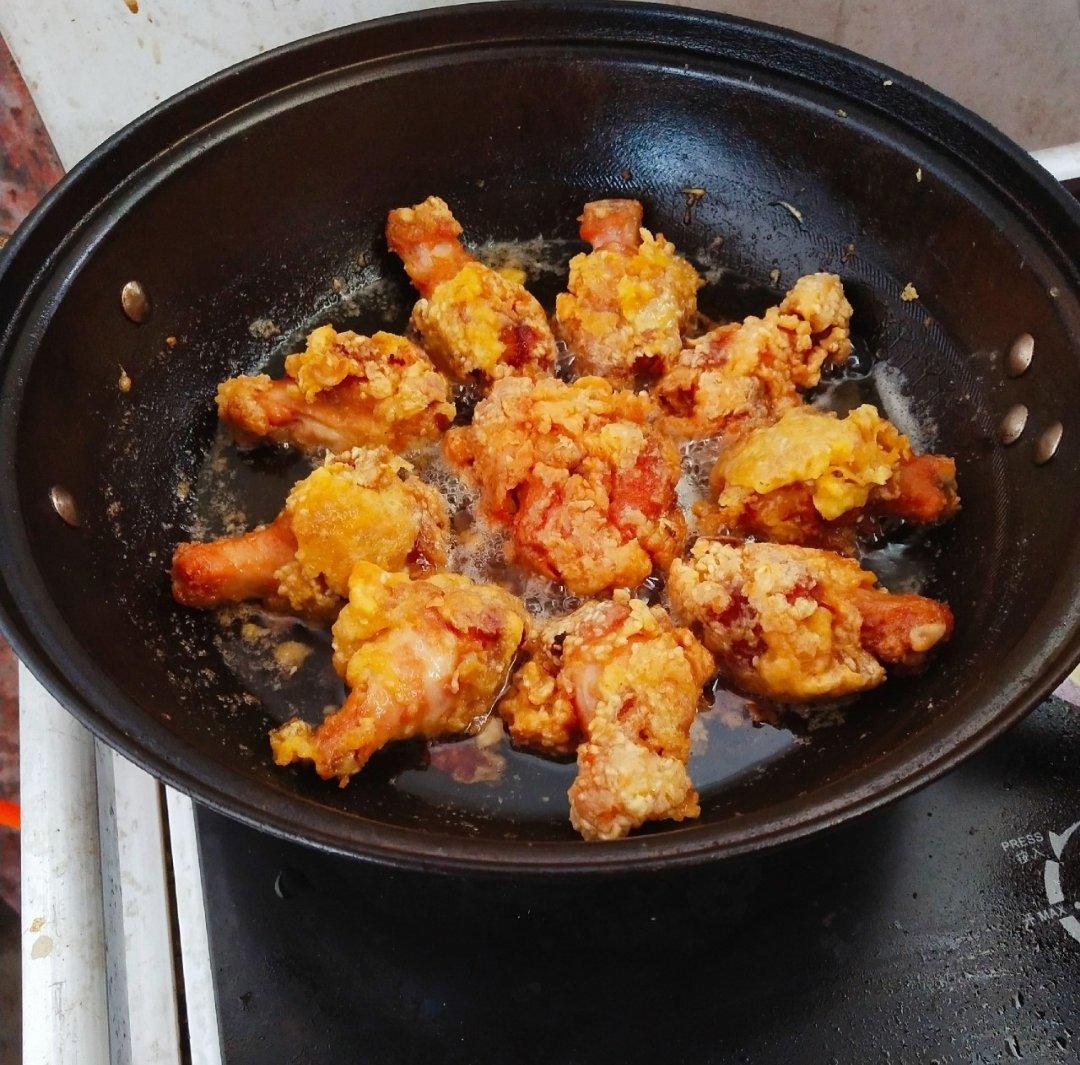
(555, 199, 702, 385)
(500, 592, 714, 841)
(654, 272, 854, 439)
(171, 447, 449, 618)
(269, 562, 526, 783)
(216, 325, 454, 453)
(668, 539, 953, 702)
(697, 404, 959, 551)
(444, 375, 686, 595)
(384, 195, 474, 297)
(874, 452, 960, 524)
(386, 196, 557, 380)
(170, 512, 300, 609)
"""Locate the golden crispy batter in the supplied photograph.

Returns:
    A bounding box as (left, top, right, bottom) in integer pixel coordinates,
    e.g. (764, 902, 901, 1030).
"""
(654, 272, 853, 439)
(216, 325, 454, 453)
(697, 404, 957, 551)
(444, 375, 686, 595)
(270, 562, 526, 783)
(386, 196, 557, 380)
(412, 262, 558, 381)
(500, 592, 714, 840)
(711, 405, 907, 519)
(555, 199, 702, 385)
(171, 447, 449, 618)
(668, 539, 953, 702)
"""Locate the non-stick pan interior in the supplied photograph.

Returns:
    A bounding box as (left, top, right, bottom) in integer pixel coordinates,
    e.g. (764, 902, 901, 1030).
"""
(2, 8, 1079, 868)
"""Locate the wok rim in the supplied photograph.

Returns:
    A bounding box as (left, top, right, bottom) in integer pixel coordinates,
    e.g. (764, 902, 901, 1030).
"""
(1, 0, 1079, 875)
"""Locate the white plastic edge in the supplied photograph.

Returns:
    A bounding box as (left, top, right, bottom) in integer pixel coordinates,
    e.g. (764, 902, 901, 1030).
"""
(165, 788, 224, 1065)
(96, 746, 182, 1064)
(1030, 140, 1080, 183)
(19, 665, 109, 1065)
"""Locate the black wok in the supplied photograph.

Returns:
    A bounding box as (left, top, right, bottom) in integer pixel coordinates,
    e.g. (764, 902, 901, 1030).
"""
(1, 1, 1078, 873)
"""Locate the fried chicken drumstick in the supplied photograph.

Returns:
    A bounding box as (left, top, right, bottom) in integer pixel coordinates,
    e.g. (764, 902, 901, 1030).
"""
(386, 196, 557, 381)
(217, 325, 454, 453)
(668, 539, 953, 702)
(698, 404, 959, 552)
(171, 447, 448, 618)
(554, 199, 703, 385)
(270, 562, 526, 783)
(654, 272, 853, 440)
(501, 592, 715, 840)
(444, 374, 686, 596)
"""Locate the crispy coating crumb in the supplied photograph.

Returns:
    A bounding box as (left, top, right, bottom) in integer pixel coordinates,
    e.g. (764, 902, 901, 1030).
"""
(698, 405, 959, 550)
(171, 447, 449, 618)
(217, 325, 454, 453)
(654, 272, 853, 439)
(555, 199, 702, 385)
(500, 592, 714, 840)
(444, 375, 686, 595)
(270, 562, 526, 783)
(668, 539, 953, 702)
(387, 196, 557, 380)
(273, 640, 312, 675)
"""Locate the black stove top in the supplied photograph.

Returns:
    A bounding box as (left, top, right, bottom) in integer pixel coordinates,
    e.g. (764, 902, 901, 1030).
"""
(196, 695, 1080, 1064)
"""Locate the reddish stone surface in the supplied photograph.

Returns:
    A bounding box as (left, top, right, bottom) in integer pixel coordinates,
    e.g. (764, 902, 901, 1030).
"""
(0, 36, 63, 235)
(0, 644, 16, 912)
(0, 33, 63, 912)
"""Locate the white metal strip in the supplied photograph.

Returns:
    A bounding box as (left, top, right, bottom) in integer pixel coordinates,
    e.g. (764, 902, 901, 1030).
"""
(165, 788, 223, 1065)
(1030, 141, 1080, 183)
(19, 665, 110, 1065)
(96, 746, 182, 1065)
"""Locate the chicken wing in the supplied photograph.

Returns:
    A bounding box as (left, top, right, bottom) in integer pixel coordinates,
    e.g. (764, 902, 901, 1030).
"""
(386, 196, 557, 380)
(697, 404, 959, 552)
(500, 592, 715, 841)
(654, 272, 853, 439)
(171, 446, 449, 618)
(443, 374, 686, 596)
(668, 539, 953, 702)
(554, 199, 702, 385)
(270, 562, 526, 783)
(217, 325, 454, 453)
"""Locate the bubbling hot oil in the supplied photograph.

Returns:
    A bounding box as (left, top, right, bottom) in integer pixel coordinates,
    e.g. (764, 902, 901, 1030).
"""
(410, 443, 587, 623)
(677, 435, 725, 513)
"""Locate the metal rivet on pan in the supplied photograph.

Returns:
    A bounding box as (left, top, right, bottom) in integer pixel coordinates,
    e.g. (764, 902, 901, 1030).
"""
(1034, 421, 1063, 465)
(1006, 333, 1033, 376)
(120, 280, 151, 323)
(49, 485, 81, 527)
(999, 404, 1028, 445)
(273, 867, 308, 899)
